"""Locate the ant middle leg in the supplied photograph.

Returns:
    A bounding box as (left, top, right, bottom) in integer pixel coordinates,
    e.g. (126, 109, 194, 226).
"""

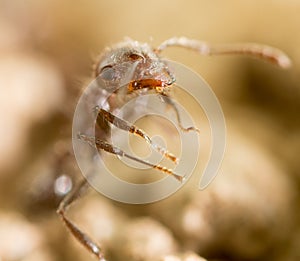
(78, 133, 185, 182)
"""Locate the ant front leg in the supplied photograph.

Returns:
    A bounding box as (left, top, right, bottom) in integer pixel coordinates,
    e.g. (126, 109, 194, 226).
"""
(57, 179, 107, 261)
(95, 106, 179, 164)
(158, 91, 200, 134)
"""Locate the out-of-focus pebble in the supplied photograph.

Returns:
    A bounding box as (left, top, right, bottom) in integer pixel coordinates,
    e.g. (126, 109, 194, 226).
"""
(182, 129, 294, 258)
(73, 195, 127, 247)
(149, 123, 295, 259)
(0, 212, 43, 260)
(0, 54, 64, 176)
(61, 196, 178, 261)
(162, 252, 207, 261)
(119, 217, 178, 261)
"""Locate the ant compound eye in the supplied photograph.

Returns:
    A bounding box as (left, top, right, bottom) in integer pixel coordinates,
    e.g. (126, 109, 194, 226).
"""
(128, 53, 144, 61)
(99, 65, 115, 81)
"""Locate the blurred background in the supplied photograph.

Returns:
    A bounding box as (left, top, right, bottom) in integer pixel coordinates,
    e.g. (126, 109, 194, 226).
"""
(0, 1, 299, 261)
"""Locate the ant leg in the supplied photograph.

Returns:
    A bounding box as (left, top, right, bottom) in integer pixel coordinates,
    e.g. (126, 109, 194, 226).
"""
(96, 107, 179, 164)
(57, 179, 107, 261)
(158, 92, 200, 134)
(78, 133, 185, 182)
(155, 36, 291, 68)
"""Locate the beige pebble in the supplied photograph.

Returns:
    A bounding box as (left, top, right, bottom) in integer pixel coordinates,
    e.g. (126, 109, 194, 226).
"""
(119, 217, 178, 261)
(0, 212, 43, 260)
(0, 53, 64, 175)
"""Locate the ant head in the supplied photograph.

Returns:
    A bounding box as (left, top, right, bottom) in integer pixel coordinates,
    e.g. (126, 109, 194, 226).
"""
(94, 39, 175, 91)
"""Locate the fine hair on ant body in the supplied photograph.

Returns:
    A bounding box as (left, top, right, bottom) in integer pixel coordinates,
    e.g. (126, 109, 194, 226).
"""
(57, 36, 291, 261)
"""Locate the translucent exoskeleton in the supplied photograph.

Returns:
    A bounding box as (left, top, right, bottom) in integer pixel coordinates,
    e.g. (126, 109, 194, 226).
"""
(57, 37, 291, 261)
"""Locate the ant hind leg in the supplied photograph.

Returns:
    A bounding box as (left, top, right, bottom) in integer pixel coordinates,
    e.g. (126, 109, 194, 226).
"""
(57, 179, 107, 261)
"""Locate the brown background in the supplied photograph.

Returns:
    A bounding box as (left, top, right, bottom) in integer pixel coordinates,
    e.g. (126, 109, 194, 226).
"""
(0, 1, 299, 261)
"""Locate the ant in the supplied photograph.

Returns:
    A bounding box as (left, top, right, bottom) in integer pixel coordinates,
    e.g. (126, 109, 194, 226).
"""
(57, 37, 291, 261)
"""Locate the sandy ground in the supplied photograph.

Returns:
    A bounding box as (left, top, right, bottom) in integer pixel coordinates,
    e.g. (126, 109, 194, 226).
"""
(0, 1, 299, 261)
